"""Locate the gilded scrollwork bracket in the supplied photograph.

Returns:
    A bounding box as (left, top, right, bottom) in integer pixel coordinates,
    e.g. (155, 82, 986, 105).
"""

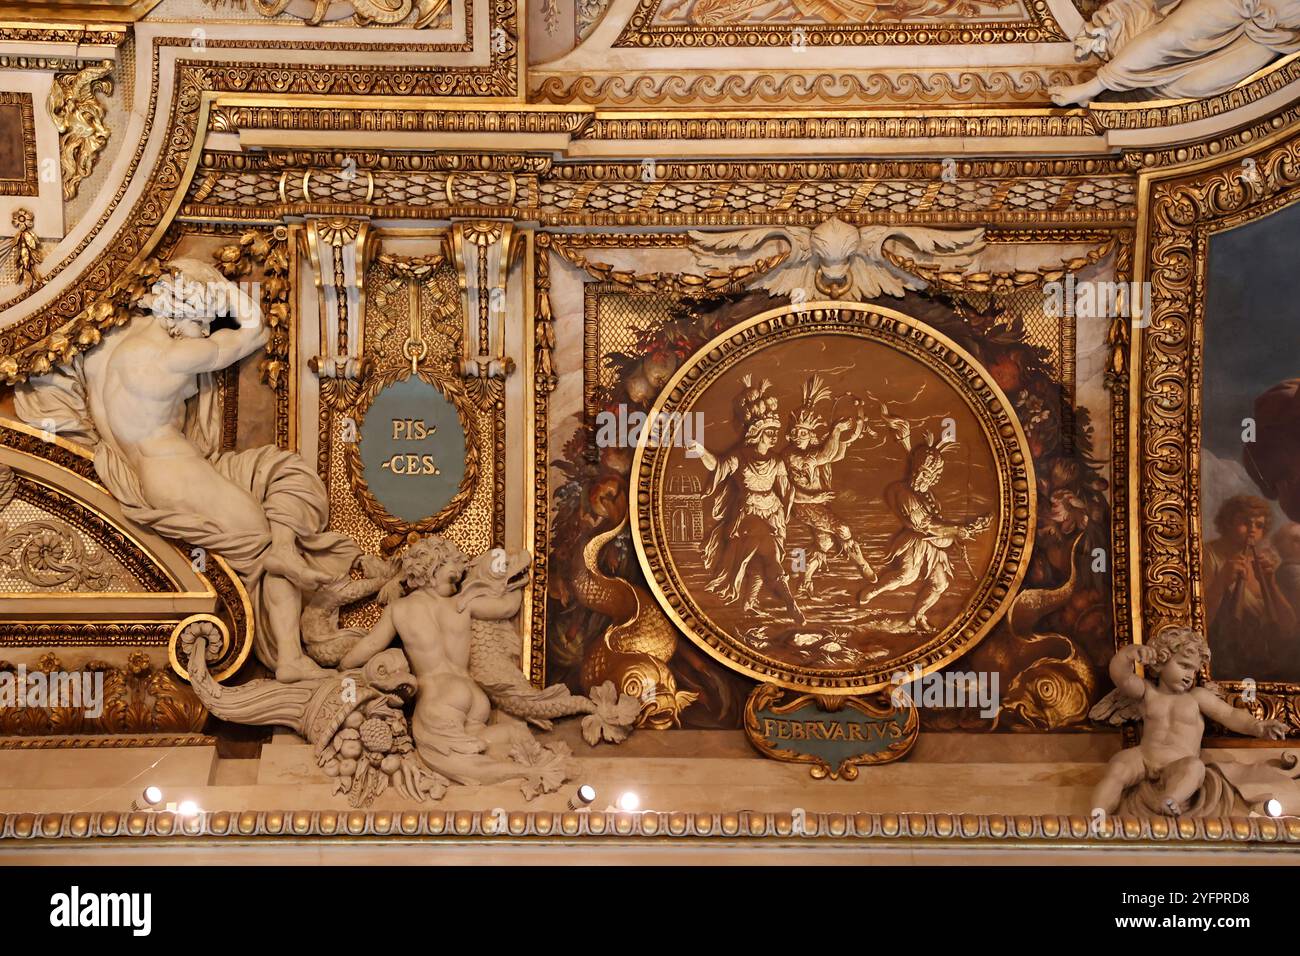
(304, 217, 379, 394)
(449, 220, 519, 404)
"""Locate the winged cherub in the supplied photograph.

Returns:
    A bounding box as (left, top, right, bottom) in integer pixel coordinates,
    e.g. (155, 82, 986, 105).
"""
(688, 218, 986, 301)
(1089, 626, 1289, 817)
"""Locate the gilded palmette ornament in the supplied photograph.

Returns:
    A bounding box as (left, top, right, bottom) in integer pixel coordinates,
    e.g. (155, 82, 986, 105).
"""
(48, 62, 113, 201)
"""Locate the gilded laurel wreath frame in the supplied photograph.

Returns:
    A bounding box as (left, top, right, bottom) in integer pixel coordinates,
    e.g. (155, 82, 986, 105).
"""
(630, 301, 1036, 694)
(341, 363, 480, 544)
(1136, 126, 1300, 733)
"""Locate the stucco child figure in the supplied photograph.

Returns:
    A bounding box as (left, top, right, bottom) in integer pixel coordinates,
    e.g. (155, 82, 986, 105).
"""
(340, 537, 573, 796)
(1090, 626, 1289, 816)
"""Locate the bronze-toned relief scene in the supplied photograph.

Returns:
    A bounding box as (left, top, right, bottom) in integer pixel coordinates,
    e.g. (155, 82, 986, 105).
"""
(549, 287, 1107, 728)
(0, 0, 1296, 874)
(665, 336, 1000, 672)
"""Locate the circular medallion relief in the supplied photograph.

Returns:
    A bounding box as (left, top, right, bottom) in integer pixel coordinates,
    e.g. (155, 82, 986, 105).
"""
(631, 303, 1035, 693)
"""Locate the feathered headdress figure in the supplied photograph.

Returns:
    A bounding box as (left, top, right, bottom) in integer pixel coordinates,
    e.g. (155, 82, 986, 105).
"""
(737, 374, 780, 444)
(906, 430, 959, 480)
(789, 374, 831, 435)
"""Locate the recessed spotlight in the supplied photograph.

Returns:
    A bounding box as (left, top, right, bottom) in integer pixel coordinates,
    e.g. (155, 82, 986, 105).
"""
(617, 791, 640, 812)
(567, 784, 597, 811)
(1266, 798, 1283, 817)
(130, 786, 164, 811)
(176, 800, 201, 817)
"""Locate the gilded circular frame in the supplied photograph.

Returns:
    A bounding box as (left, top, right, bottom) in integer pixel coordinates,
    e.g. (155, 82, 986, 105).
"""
(630, 302, 1035, 694)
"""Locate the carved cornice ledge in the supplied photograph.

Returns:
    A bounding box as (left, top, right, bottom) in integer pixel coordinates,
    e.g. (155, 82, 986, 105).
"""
(0, 21, 128, 70)
(582, 110, 1102, 144)
(1091, 51, 1300, 133)
(0, 22, 128, 44)
(211, 100, 596, 139)
(1, 810, 1296, 846)
(530, 69, 1089, 108)
(0, 735, 214, 750)
(1121, 107, 1300, 172)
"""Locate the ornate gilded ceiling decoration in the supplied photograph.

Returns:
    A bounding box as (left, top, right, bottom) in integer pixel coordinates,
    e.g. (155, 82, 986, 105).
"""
(616, 0, 1067, 46)
(1, 211, 40, 291)
(176, 153, 1137, 235)
(0, 652, 207, 739)
(1090, 53, 1300, 132)
(0, 467, 126, 594)
(0, 0, 160, 20)
(0, 0, 520, 325)
(201, 0, 452, 27)
(1138, 123, 1300, 734)
(583, 111, 1100, 142)
(2, 807, 1299, 845)
(48, 62, 114, 202)
(630, 302, 1035, 693)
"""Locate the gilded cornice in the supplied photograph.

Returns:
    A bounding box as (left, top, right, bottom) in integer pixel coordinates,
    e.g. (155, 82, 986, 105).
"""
(0, 22, 128, 44)
(0, 21, 128, 70)
(583, 108, 1101, 142)
(177, 152, 1135, 230)
(1121, 106, 1300, 172)
(209, 99, 594, 135)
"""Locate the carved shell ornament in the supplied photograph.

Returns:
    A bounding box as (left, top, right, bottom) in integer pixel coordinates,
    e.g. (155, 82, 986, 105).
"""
(689, 218, 987, 301)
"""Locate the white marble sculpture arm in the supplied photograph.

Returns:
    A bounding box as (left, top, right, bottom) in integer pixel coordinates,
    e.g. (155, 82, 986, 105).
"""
(161, 324, 269, 376)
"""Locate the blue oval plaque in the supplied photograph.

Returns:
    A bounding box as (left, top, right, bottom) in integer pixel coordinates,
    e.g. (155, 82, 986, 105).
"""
(358, 375, 468, 524)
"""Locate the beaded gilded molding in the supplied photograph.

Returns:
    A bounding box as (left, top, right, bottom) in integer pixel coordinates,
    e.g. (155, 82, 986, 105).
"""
(0, 808, 1296, 847)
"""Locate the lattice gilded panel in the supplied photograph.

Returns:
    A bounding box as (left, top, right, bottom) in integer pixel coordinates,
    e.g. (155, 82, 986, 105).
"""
(583, 282, 677, 429)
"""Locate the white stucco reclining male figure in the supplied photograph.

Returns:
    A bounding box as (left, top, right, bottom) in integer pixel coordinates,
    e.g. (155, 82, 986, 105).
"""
(16, 258, 359, 682)
(1051, 0, 1300, 104)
